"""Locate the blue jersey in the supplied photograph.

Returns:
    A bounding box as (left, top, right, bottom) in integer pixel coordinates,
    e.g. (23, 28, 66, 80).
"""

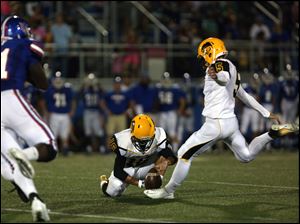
(279, 79, 299, 101)
(82, 87, 102, 110)
(1, 39, 43, 91)
(259, 83, 276, 104)
(156, 84, 183, 112)
(104, 90, 130, 114)
(44, 84, 74, 113)
(130, 84, 157, 113)
(181, 84, 197, 108)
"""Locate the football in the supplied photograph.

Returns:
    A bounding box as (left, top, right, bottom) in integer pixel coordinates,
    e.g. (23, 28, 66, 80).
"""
(144, 168, 162, 189)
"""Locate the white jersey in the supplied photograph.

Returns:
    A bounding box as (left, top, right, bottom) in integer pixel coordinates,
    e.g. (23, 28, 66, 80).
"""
(113, 127, 168, 168)
(104, 127, 175, 197)
(202, 59, 238, 118)
(202, 59, 270, 119)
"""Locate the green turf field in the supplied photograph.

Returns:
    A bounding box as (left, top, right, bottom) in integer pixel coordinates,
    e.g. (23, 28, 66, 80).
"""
(1, 151, 299, 223)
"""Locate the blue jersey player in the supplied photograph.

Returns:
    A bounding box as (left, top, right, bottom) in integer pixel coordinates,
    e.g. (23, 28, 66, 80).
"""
(240, 80, 260, 139)
(80, 73, 105, 154)
(278, 65, 299, 123)
(43, 72, 75, 156)
(130, 74, 158, 120)
(258, 71, 277, 132)
(1, 16, 56, 222)
(100, 75, 134, 151)
(155, 72, 185, 151)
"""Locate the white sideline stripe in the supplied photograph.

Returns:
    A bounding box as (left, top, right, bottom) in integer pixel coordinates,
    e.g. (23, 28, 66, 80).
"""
(2, 208, 174, 223)
(186, 181, 299, 190)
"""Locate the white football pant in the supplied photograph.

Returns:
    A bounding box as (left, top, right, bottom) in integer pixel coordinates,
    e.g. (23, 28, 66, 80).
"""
(165, 117, 273, 194)
(1, 128, 37, 198)
(49, 113, 71, 140)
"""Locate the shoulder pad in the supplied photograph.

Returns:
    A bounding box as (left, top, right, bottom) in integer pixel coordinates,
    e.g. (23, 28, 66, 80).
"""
(114, 129, 131, 155)
(155, 127, 167, 146)
(213, 60, 230, 73)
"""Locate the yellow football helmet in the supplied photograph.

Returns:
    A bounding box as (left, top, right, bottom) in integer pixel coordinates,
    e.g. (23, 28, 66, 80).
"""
(197, 37, 228, 66)
(130, 114, 155, 153)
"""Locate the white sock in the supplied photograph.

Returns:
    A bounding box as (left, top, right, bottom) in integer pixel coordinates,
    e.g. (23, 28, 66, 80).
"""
(249, 132, 273, 158)
(14, 171, 38, 198)
(4, 156, 38, 198)
(165, 158, 192, 193)
(23, 147, 39, 161)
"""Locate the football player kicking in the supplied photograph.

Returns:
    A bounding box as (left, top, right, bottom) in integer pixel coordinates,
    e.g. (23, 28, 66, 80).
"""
(1, 16, 57, 221)
(144, 37, 299, 199)
(99, 114, 177, 197)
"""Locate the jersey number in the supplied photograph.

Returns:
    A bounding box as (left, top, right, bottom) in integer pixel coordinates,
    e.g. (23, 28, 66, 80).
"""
(215, 62, 224, 72)
(85, 94, 98, 106)
(265, 90, 272, 102)
(159, 91, 173, 104)
(54, 93, 67, 107)
(1, 48, 10, 80)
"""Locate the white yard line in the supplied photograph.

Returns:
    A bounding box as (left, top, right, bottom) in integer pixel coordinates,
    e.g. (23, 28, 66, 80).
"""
(3, 208, 288, 222)
(2, 208, 174, 223)
(34, 175, 299, 189)
(186, 180, 299, 190)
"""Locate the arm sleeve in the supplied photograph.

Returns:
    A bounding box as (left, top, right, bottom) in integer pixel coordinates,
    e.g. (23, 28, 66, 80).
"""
(108, 135, 129, 181)
(113, 151, 128, 181)
(237, 86, 270, 118)
(216, 71, 230, 85)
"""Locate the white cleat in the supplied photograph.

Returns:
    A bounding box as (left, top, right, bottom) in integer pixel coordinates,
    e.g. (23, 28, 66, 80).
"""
(144, 188, 174, 199)
(8, 148, 35, 179)
(31, 197, 50, 222)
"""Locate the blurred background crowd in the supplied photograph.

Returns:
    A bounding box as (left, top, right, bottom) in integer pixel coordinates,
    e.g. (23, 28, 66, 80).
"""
(1, 1, 298, 155)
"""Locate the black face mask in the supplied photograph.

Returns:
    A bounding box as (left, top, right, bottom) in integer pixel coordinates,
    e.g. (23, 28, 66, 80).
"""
(131, 136, 154, 153)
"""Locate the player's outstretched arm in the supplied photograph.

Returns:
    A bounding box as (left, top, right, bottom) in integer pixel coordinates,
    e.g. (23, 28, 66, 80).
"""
(155, 155, 177, 177)
(113, 150, 144, 188)
(156, 138, 178, 177)
(236, 85, 270, 118)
